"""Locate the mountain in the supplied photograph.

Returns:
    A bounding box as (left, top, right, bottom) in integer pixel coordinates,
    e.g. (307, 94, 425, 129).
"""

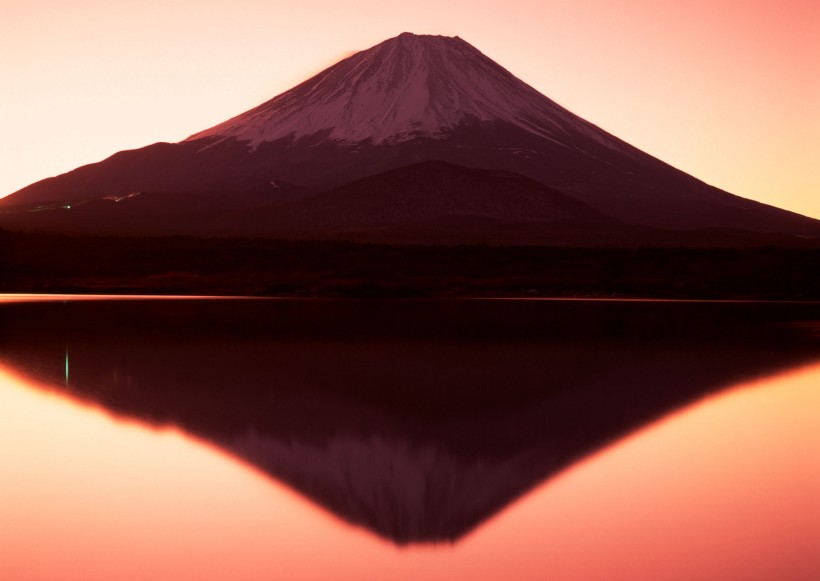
(245, 160, 628, 244)
(2, 32, 818, 243)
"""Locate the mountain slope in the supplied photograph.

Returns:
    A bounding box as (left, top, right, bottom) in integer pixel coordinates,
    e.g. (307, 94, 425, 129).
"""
(186, 33, 627, 150)
(2, 33, 818, 240)
(239, 161, 629, 244)
(0, 162, 624, 244)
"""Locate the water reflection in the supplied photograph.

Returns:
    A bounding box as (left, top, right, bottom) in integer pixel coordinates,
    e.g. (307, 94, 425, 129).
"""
(1, 298, 819, 547)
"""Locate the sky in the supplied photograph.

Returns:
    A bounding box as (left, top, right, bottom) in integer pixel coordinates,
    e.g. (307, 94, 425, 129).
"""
(2, 0, 818, 218)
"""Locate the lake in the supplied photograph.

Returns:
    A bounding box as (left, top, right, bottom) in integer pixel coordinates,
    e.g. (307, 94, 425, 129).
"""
(1, 297, 818, 580)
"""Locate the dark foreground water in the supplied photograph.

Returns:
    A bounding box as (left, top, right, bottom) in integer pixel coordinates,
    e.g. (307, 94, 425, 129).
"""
(1, 297, 818, 580)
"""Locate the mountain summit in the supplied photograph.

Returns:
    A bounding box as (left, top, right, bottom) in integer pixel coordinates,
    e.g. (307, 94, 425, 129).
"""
(187, 33, 623, 151)
(2, 33, 818, 242)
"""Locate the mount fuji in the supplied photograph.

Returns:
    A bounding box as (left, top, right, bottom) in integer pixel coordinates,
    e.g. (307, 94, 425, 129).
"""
(2, 33, 818, 243)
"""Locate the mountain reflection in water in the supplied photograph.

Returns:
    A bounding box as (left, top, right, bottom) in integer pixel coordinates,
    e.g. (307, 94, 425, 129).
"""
(1, 298, 818, 545)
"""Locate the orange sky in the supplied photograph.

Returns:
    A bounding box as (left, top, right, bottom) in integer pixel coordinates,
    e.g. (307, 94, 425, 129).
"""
(2, 0, 818, 218)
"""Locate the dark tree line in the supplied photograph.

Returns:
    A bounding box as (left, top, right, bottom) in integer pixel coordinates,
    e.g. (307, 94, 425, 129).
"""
(1, 230, 818, 299)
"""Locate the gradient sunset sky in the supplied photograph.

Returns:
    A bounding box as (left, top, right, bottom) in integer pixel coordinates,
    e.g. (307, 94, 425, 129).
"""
(2, 0, 818, 218)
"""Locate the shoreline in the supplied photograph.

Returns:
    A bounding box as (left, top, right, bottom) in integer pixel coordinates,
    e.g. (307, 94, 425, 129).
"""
(3, 230, 819, 301)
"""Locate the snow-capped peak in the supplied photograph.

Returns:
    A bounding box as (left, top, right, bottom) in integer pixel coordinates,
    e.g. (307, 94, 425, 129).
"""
(185, 33, 604, 147)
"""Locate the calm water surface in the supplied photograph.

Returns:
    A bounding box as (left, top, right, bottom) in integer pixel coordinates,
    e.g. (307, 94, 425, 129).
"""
(1, 297, 818, 580)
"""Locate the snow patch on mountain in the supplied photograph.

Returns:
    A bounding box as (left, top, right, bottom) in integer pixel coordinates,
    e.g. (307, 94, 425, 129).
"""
(185, 33, 625, 152)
